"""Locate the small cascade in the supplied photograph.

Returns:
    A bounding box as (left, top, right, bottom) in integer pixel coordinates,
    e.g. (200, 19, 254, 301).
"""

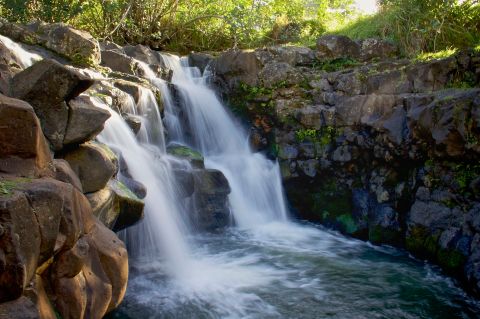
(0, 34, 42, 68)
(156, 54, 289, 228)
(96, 96, 192, 274)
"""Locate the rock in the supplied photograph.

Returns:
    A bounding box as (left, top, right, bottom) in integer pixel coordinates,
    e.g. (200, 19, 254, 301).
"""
(212, 49, 261, 91)
(332, 145, 352, 162)
(316, 35, 360, 60)
(0, 22, 101, 66)
(62, 142, 118, 193)
(259, 62, 303, 88)
(0, 191, 41, 302)
(101, 50, 138, 75)
(0, 94, 53, 177)
(173, 169, 195, 198)
(114, 80, 143, 103)
(51, 237, 89, 278)
(278, 144, 299, 160)
(86, 219, 128, 312)
(406, 57, 457, 93)
(336, 94, 398, 126)
(267, 46, 315, 66)
(0, 296, 40, 319)
(188, 52, 214, 73)
(122, 177, 147, 199)
(167, 144, 205, 168)
(108, 179, 144, 231)
(123, 114, 142, 135)
(123, 44, 163, 66)
(51, 272, 87, 319)
(192, 169, 231, 230)
(86, 179, 144, 231)
(54, 159, 83, 192)
(368, 204, 401, 244)
(11, 59, 94, 150)
(358, 38, 398, 61)
(64, 95, 111, 145)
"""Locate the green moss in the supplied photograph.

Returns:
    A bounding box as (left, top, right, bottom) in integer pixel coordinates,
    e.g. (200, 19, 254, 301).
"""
(313, 57, 360, 72)
(167, 144, 204, 162)
(337, 214, 358, 234)
(0, 178, 33, 196)
(312, 180, 353, 225)
(110, 180, 140, 201)
(437, 248, 466, 270)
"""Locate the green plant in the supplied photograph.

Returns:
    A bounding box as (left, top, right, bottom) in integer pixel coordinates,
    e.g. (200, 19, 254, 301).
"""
(314, 57, 360, 72)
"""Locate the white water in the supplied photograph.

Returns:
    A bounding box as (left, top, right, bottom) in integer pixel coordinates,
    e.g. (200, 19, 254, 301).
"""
(157, 54, 289, 227)
(0, 34, 42, 68)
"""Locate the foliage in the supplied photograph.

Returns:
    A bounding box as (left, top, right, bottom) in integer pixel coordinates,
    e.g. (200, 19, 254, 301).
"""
(334, 0, 480, 56)
(313, 57, 360, 72)
(415, 48, 458, 61)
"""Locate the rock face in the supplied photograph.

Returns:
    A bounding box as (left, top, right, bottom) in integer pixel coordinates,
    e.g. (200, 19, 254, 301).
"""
(213, 38, 480, 296)
(0, 21, 101, 66)
(0, 103, 128, 318)
(0, 23, 150, 318)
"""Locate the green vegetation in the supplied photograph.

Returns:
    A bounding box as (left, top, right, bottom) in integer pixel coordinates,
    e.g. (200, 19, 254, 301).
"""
(313, 57, 360, 72)
(0, 178, 32, 195)
(1, 1, 477, 57)
(415, 48, 458, 61)
(334, 0, 480, 57)
(295, 126, 337, 147)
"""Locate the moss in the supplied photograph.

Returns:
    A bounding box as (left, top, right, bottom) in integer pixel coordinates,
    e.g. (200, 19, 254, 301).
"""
(0, 178, 33, 196)
(406, 226, 439, 259)
(337, 214, 358, 235)
(313, 57, 360, 72)
(167, 144, 204, 162)
(312, 180, 353, 226)
(110, 180, 140, 201)
(437, 248, 466, 270)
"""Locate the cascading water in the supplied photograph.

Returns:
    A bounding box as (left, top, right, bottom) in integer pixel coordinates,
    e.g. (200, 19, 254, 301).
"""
(2, 31, 478, 318)
(105, 54, 480, 318)
(157, 54, 288, 227)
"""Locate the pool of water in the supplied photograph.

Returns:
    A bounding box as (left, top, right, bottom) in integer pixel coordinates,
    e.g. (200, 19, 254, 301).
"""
(107, 222, 480, 319)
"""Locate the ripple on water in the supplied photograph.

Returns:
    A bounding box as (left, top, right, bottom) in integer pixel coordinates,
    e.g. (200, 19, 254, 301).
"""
(107, 223, 480, 319)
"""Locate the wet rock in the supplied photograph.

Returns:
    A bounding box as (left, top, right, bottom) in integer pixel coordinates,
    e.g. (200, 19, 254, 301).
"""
(173, 169, 195, 198)
(62, 142, 118, 193)
(188, 52, 214, 73)
(11, 59, 94, 150)
(192, 169, 231, 231)
(123, 44, 163, 66)
(0, 94, 53, 177)
(316, 35, 360, 60)
(109, 179, 144, 232)
(167, 144, 205, 168)
(123, 114, 142, 135)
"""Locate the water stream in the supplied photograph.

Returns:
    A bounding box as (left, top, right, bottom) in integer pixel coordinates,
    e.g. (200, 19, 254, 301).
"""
(104, 56, 480, 318)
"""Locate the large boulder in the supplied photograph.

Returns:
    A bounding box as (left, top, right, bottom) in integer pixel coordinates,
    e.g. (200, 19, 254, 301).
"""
(0, 21, 101, 66)
(64, 95, 111, 145)
(0, 94, 52, 177)
(11, 59, 94, 150)
(62, 142, 118, 193)
(316, 35, 360, 60)
(86, 179, 144, 231)
(192, 169, 231, 231)
(188, 52, 214, 73)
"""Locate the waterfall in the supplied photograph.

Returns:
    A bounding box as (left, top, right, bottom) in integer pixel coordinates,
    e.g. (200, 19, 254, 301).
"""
(96, 94, 193, 275)
(156, 54, 289, 228)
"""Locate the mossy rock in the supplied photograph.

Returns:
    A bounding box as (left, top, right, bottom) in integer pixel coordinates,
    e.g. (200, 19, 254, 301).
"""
(437, 248, 467, 271)
(406, 226, 439, 259)
(0, 177, 33, 196)
(167, 144, 204, 168)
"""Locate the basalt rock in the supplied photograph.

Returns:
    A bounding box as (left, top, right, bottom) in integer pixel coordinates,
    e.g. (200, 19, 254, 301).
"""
(11, 59, 94, 150)
(0, 94, 53, 177)
(62, 142, 118, 193)
(0, 21, 101, 66)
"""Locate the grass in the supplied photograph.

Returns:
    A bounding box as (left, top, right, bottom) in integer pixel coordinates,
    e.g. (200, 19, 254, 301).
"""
(415, 48, 458, 62)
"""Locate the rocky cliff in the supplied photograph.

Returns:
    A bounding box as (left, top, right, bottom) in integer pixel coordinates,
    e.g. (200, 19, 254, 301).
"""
(205, 36, 480, 297)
